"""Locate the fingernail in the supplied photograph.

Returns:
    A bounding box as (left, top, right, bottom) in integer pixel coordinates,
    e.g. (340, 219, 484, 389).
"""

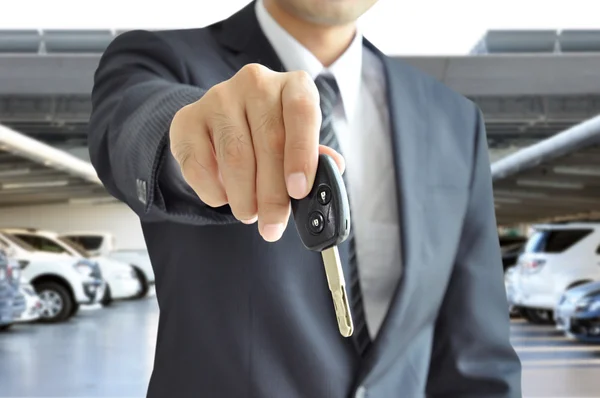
(262, 223, 285, 242)
(287, 172, 307, 199)
(241, 216, 258, 224)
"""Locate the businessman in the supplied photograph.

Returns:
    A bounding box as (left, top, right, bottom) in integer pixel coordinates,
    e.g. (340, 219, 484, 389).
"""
(89, 0, 522, 397)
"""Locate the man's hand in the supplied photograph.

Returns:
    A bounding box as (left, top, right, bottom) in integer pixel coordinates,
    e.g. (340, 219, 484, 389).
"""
(169, 64, 345, 242)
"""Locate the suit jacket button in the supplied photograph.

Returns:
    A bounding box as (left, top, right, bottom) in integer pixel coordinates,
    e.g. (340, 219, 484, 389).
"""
(355, 386, 367, 398)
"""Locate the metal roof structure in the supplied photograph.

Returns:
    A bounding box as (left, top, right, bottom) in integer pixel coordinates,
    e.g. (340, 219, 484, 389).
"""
(2, 30, 600, 150)
(0, 28, 599, 226)
(471, 30, 600, 55)
(0, 124, 109, 207)
(492, 115, 600, 226)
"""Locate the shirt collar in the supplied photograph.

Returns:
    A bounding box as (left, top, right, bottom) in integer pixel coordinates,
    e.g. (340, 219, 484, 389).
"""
(255, 0, 363, 121)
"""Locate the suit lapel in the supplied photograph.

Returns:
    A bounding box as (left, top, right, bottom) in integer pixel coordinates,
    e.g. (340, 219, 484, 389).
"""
(357, 40, 430, 379)
(216, 1, 285, 73)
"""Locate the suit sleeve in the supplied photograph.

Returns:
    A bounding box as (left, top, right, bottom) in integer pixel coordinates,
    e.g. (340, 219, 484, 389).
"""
(425, 105, 522, 398)
(89, 30, 238, 225)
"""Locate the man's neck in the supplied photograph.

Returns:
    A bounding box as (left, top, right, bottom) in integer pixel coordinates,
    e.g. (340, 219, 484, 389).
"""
(263, 0, 356, 67)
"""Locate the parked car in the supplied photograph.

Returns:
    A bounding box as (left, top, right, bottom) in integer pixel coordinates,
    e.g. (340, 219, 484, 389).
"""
(0, 232, 105, 323)
(499, 236, 526, 273)
(504, 267, 520, 317)
(555, 281, 600, 342)
(62, 231, 155, 298)
(511, 222, 600, 324)
(0, 250, 26, 331)
(4, 229, 141, 306)
(0, 249, 16, 330)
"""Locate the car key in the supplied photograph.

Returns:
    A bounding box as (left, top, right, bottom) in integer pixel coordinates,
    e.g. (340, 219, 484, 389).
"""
(291, 154, 353, 337)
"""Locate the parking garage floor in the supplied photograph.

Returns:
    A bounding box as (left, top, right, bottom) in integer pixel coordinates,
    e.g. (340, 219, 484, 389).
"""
(1, 300, 599, 398)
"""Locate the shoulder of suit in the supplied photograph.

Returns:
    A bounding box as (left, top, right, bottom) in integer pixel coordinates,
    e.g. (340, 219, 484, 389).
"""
(384, 55, 481, 147)
(115, 27, 217, 54)
(386, 56, 477, 114)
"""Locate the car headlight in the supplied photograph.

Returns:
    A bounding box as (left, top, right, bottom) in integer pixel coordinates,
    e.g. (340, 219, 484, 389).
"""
(576, 296, 600, 312)
(74, 261, 93, 277)
(589, 300, 600, 312)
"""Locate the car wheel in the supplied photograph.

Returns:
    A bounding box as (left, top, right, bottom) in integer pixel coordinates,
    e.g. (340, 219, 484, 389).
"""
(521, 308, 554, 325)
(35, 281, 73, 323)
(101, 285, 113, 306)
(70, 303, 80, 317)
(132, 267, 149, 299)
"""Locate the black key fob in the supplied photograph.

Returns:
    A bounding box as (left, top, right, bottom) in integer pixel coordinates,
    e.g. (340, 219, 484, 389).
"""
(291, 154, 351, 252)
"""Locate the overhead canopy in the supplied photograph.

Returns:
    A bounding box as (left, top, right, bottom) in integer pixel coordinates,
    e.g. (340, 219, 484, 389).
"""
(492, 115, 600, 226)
(2, 51, 600, 97)
(0, 124, 110, 207)
(2, 29, 600, 150)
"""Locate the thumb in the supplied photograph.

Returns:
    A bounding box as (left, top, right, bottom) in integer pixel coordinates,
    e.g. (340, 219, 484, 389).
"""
(318, 145, 346, 175)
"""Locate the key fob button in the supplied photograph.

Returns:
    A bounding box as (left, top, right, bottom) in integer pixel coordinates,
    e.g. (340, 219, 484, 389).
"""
(308, 211, 325, 234)
(317, 185, 332, 205)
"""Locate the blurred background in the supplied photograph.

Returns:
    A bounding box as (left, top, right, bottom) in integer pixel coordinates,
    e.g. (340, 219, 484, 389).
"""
(1, 1, 600, 397)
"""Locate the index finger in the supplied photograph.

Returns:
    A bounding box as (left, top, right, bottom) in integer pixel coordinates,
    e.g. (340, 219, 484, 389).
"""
(281, 71, 322, 200)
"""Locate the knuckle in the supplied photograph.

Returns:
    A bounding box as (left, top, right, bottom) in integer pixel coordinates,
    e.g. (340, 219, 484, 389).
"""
(206, 83, 229, 108)
(170, 105, 193, 139)
(291, 70, 319, 98)
(240, 63, 269, 85)
(170, 139, 194, 169)
(257, 113, 285, 156)
(180, 153, 217, 185)
(288, 93, 318, 116)
(259, 192, 290, 214)
(291, 70, 313, 86)
(287, 136, 312, 155)
(215, 124, 251, 167)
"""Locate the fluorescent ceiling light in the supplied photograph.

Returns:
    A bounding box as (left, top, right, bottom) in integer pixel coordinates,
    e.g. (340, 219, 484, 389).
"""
(68, 197, 116, 205)
(2, 180, 69, 190)
(553, 166, 600, 177)
(516, 179, 584, 190)
(494, 190, 549, 199)
(494, 197, 522, 204)
(0, 168, 30, 177)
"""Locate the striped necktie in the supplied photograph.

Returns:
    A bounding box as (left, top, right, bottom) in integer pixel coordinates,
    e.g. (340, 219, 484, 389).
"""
(314, 74, 372, 356)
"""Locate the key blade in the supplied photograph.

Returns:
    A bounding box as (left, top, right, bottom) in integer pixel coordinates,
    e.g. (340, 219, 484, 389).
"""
(321, 246, 354, 337)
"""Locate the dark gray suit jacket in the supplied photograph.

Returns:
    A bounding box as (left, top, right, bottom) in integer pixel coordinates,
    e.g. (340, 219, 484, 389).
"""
(88, 3, 522, 397)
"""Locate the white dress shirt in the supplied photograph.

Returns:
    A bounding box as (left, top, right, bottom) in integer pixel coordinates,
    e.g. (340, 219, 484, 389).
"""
(256, 0, 402, 337)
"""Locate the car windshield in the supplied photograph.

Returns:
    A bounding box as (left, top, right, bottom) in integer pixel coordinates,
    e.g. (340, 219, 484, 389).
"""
(62, 235, 103, 251)
(525, 228, 593, 254)
(0, 233, 37, 252)
(58, 237, 91, 258)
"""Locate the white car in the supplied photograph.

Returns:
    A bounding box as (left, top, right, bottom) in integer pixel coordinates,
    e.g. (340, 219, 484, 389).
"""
(61, 231, 155, 298)
(0, 232, 105, 323)
(511, 222, 600, 324)
(4, 229, 141, 305)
